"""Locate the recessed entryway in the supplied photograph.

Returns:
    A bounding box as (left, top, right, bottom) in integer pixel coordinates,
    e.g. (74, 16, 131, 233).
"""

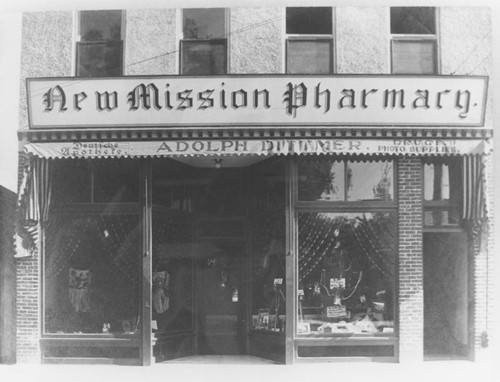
(423, 232, 470, 360)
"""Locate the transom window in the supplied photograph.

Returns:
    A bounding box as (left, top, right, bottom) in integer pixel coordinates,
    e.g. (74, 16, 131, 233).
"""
(180, 8, 227, 75)
(286, 7, 333, 74)
(51, 159, 140, 204)
(76, 10, 123, 77)
(390, 7, 437, 74)
(298, 157, 394, 202)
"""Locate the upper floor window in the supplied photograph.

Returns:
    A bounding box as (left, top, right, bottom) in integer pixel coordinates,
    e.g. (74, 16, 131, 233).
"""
(286, 7, 333, 74)
(390, 7, 437, 74)
(423, 158, 462, 227)
(76, 10, 123, 77)
(180, 8, 227, 75)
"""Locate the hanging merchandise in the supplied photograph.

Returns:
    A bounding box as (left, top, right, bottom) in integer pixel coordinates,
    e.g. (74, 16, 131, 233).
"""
(219, 269, 228, 288)
(232, 288, 239, 303)
(152, 271, 170, 314)
(69, 268, 92, 313)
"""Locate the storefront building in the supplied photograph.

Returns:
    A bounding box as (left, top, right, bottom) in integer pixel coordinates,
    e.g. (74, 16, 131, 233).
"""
(15, 6, 493, 365)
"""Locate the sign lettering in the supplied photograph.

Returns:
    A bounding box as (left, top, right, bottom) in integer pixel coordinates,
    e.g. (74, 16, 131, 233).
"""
(27, 75, 488, 129)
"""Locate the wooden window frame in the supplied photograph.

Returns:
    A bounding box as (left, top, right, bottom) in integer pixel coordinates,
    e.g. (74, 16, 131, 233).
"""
(289, 157, 399, 362)
(422, 159, 464, 232)
(40, 159, 148, 365)
(75, 10, 125, 77)
(285, 7, 335, 74)
(179, 8, 229, 75)
(390, 7, 439, 75)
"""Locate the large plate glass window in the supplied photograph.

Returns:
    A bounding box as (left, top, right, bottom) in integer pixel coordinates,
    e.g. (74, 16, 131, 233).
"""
(44, 213, 141, 335)
(297, 212, 396, 336)
(45, 159, 141, 336)
(181, 8, 227, 75)
(77, 10, 123, 77)
(295, 156, 397, 344)
(390, 7, 437, 74)
(286, 7, 333, 74)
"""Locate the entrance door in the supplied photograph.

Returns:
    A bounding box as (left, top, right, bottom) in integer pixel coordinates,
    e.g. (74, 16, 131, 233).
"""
(150, 157, 287, 363)
(197, 239, 248, 355)
(423, 232, 469, 359)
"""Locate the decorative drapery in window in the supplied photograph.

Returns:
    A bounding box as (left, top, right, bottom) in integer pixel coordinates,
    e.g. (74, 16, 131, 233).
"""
(462, 154, 489, 257)
(462, 154, 490, 346)
(15, 156, 52, 257)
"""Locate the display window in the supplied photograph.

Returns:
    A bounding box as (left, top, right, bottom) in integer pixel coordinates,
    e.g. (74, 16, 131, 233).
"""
(41, 158, 143, 362)
(294, 156, 397, 340)
(297, 212, 396, 336)
(44, 213, 141, 335)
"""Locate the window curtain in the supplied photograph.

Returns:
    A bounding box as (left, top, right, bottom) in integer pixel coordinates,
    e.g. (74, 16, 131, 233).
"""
(463, 154, 487, 221)
(462, 153, 490, 345)
(15, 156, 52, 257)
(462, 154, 489, 250)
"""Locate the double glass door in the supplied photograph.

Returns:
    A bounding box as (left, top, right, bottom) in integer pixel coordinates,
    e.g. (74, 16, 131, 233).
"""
(151, 158, 286, 362)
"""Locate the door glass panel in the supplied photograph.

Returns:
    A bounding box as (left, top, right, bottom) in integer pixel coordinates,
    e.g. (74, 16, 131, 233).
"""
(250, 159, 286, 332)
(197, 240, 245, 355)
(424, 232, 468, 358)
(297, 212, 396, 336)
(152, 211, 194, 333)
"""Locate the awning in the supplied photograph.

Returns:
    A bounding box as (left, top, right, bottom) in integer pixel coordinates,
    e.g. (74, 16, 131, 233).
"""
(24, 138, 491, 159)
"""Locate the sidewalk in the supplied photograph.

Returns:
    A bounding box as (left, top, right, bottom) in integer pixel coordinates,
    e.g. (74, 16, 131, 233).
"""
(1, 352, 498, 382)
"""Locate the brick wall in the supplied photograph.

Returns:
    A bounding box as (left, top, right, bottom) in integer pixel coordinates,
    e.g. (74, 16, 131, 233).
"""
(15, 251, 40, 362)
(16, 109, 40, 363)
(15, 11, 72, 364)
(398, 156, 424, 362)
(473, 152, 494, 360)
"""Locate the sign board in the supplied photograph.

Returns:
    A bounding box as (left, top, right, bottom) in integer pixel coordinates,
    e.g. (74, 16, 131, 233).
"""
(27, 75, 488, 129)
(326, 305, 348, 318)
(23, 138, 491, 159)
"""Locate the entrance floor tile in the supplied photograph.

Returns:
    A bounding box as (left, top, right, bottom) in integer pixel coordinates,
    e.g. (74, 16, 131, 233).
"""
(164, 355, 277, 364)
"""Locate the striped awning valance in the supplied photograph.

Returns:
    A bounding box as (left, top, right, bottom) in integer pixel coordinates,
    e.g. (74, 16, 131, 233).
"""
(23, 138, 491, 159)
